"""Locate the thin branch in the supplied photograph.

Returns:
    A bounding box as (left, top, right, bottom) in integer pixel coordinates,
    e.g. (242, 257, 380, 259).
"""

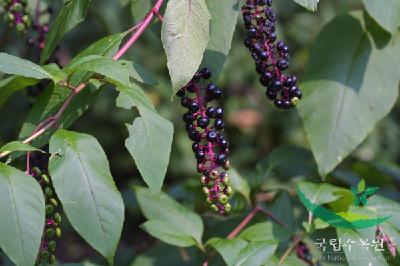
(0, 0, 165, 161)
(278, 235, 302, 265)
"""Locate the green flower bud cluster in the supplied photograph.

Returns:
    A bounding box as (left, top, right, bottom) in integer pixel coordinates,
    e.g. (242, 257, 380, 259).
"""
(201, 170, 233, 214)
(31, 167, 61, 266)
(0, 0, 31, 33)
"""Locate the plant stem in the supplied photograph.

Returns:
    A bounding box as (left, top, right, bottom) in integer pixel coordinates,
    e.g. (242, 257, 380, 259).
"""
(0, 0, 165, 161)
(278, 235, 302, 265)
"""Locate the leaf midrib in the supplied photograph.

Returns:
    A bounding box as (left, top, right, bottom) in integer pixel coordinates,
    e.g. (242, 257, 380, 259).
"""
(325, 31, 368, 164)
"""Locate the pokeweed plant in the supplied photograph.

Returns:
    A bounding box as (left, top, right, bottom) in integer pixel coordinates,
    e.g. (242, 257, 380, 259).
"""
(0, 0, 400, 266)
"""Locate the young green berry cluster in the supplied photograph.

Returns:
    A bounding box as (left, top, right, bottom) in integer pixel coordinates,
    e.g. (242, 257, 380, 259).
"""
(177, 68, 232, 215)
(0, 0, 31, 33)
(242, 0, 302, 109)
(31, 167, 61, 266)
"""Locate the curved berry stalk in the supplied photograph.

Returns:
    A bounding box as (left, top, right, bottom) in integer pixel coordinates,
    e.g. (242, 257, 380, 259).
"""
(177, 68, 232, 215)
(242, 0, 302, 109)
(31, 167, 62, 265)
(1, 0, 31, 33)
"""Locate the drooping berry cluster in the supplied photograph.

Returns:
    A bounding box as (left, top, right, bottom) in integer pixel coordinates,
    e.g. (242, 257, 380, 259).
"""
(27, 22, 50, 51)
(0, 0, 31, 33)
(31, 167, 62, 266)
(242, 0, 302, 109)
(177, 68, 232, 215)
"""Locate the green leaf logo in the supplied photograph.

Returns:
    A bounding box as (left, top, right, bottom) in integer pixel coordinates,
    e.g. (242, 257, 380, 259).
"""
(351, 179, 379, 207)
(297, 186, 390, 229)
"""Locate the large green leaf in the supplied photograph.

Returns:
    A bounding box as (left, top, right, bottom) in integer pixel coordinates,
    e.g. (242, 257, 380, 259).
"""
(48, 130, 124, 263)
(337, 228, 389, 266)
(297, 182, 343, 205)
(362, 0, 400, 33)
(0, 163, 45, 266)
(233, 240, 278, 266)
(134, 186, 203, 247)
(298, 12, 400, 176)
(0, 53, 51, 79)
(40, 0, 92, 64)
(202, 0, 240, 79)
(293, 0, 319, 12)
(117, 84, 173, 192)
(161, 0, 211, 93)
(141, 220, 198, 247)
(0, 76, 39, 106)
(238, 222, 276, 242)
(207, 237, 248, 266)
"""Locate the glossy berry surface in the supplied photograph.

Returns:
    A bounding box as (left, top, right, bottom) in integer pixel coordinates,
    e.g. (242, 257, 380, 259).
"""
(177, 68, 232, 215)
(242, 0, 302, 109)
(1, 0, 31, 34)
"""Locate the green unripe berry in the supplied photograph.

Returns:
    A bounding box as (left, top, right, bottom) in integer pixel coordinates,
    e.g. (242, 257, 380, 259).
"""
(226, 186, 233, 196)
(219, 194, 228, 204)
(40, 250, 49, 259)
(291, 97, 300, 107)
(44, 187, 53, 197)
(46, 228, 55, 238)
(12, 3, 22, 12)
(49, 198, 58, 207)
(206, 197, 212, 204)
(200, 176, 207, 185)
(210, 204, 218, 212)
(55, 228, 62, 238)
(48, 240, 56, 252)
(41, 174, 50, 184)
(31, 167, 41, 176)
(21, 0, 27, 5)
(6, 12, 14, 22)
(49, 254, 56, 264)
(221, 175, 229, 186)
(54, 213, 62, 224)
(225, 203, 232, 212)
(22, 15, 30, 26)
(16, 22, 25, 32)
(223, 160, 230, 170)
(45, 205, 54, 216)
(202, 187, 209, 195)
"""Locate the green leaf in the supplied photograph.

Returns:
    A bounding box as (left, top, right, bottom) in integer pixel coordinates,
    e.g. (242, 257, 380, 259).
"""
(362, 0, 400, 33)
(233, 240, 278, 266)
(0, 53, 51, 79)
(357, 179, 366, 192)
(229, 168, 251, 204)
(66, 55, 132, 87)
(40, 0, 92, 64)
(141, 220, 198, 247)
(134, 186, 203, 247)
(297, 182, 343, 205)
(0, 141, 42, 154)
(117, 84, 173, 192)
(201, 0, 240, 79)
(161, 0, 211, 93)
(207, 237, 248, 266)
(337, 228, 389, 266)
(129, 62, 158, 85)
(293, 0, 319, 12)
(17, 83, 100, 155)
(67, 32, 127, 87)
(0, 163, 45, 266)
(298, 12, 400, 176)
(0, 76, 39, 106)
(48, 129, 124, 263)
(239, 222, 276, 242)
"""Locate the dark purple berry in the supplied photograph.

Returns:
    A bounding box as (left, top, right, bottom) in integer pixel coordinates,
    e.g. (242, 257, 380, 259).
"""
(216, 153, 227, 164)
(214, 119, 224, 130)
(181, 97, 191, 108)
(197, 117, 210, 129)
(201, 68, 212, 79)
(189, 101, 199, 112)
(206, 131, 218, 142)
(266, 90, 277, 100)
(206, 107, 217, 118)
(215, 107, 224, 118)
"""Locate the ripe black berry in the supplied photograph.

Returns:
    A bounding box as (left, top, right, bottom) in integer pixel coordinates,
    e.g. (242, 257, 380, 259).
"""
(176, 68, 232, 215)
(242, 0, 302, 109)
